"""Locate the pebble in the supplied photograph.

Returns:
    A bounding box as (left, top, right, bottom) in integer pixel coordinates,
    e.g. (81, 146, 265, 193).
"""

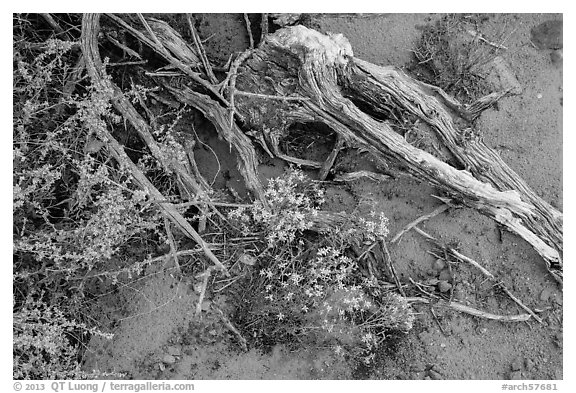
(511, 357, 523, 371)
(166, 346, 181, 357)
(438, 269, 452, 282)
(411, 371, 427, 380)
(550, 49, 563, 66)
(438, 280, 452, 293)
(162, 354, 176, 365)
(525, 358, 535, 371)
(433, 258, 446, 271)
(540, 288, 552, 302)
(509, 371, 523, 380)
(428, 369, 443, 380)
(201, 300, 211, 311)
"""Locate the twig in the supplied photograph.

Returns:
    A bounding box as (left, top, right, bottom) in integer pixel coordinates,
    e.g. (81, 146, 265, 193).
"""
(105, 33, 142, 59)
(391, 204, 450, 243)
(334, 170, 391, 183)
(215, 307, 248, 351)
(407, 297, 531, 322)
(380, 239, 406, 297)
(319, 136, 344, 180)
(186, 14, 218, 84)
(408, 277, 440, 299)
(467, 29, 508, 50)
(244, 13, 255, 49)
(107, 60, 148, 67)
(430, 307, 449, 336)
(414, 226, 543, 324)
(225, 49, 254, 130)
(105, 13, 229, 106)
(449, 249, 543, 324)
(260, 13, 269, 44)
(195, 267, 213, 317)
(40, 13, 70, 39)
(164, 217, 181, 274)
(234, 90, 310, 102)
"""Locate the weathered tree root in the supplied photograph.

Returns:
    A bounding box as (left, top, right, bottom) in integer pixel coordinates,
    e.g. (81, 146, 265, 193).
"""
(228, 26, 562, 283)
(81, 16, 561, 284)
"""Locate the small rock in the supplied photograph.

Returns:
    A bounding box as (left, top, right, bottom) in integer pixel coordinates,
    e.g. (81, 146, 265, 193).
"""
(509, 371, 523, 380)
(537, 93, 543, 99)
(431, 364, 442, 373)
(452, 285, 465, 301)
(428, 369, 443, 380)
(201, 300, 211, 311)
(162, 354, 176, 365)
(550, 49, 563, 66)
(427, 278, 440, 286)
(238, 253, 256, 266)
(525, 358, 535, 371)
(432, 258, 446, 271)
(166, 346, 181, 357)
(208, 329, 218, 336)
(511, 357, 523, 371)
(424, 375, 431, 380)
(158, 363, 165, 371)
(540, 288, 552, 302)
(438, 269, 452, 282)
(438, 280, 452, 293)
(411, 371, 427, 380)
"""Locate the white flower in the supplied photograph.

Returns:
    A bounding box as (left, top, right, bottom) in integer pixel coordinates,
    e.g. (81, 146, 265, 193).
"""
(277, 312, 285, 321)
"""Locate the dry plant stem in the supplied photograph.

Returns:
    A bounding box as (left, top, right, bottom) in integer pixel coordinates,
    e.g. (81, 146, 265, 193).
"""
(105, 13, 229, 106)
(105, 33, 142, 59)
(81, 13, 228, 275)
(260, 14, 269, 43)
(391, 204, 450, 243)
(215, 307, 248, 351)
(414, 226, 542, 324)
(243, 14, 255, 49)
(334, 170, 391, 183)
(449, 248, 543, 324)
(380, 240, 406, 297)
(186, 14, 218, 85)
(407, 297, 531, 322)
(467, 29, 508, 50)
(319, 136, 344, 180)
(195, 267, 213, 317)
(40, 13, 70, 39)
(164, 217, 181, 274)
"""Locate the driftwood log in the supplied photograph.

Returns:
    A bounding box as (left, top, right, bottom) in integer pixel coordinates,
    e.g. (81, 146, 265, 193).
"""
(80, 14, 562, 283)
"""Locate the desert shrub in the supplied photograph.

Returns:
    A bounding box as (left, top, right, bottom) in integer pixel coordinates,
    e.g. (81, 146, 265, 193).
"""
(227, 169, 414, 364)
(13, 297, 115, 380)
(13, 17, 163, 379)
(409, 14, 503, 103)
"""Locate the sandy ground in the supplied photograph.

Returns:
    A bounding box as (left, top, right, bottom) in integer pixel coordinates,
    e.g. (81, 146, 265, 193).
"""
(84, 13, 562, 380)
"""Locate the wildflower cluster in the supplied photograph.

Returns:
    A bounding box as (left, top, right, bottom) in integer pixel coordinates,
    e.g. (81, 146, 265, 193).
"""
(228, 169, 414, 364)
(228, 168, 325, 245)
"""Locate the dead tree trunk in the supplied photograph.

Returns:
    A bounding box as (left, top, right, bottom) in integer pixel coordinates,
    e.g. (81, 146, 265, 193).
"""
(81, 15, 562, 283)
